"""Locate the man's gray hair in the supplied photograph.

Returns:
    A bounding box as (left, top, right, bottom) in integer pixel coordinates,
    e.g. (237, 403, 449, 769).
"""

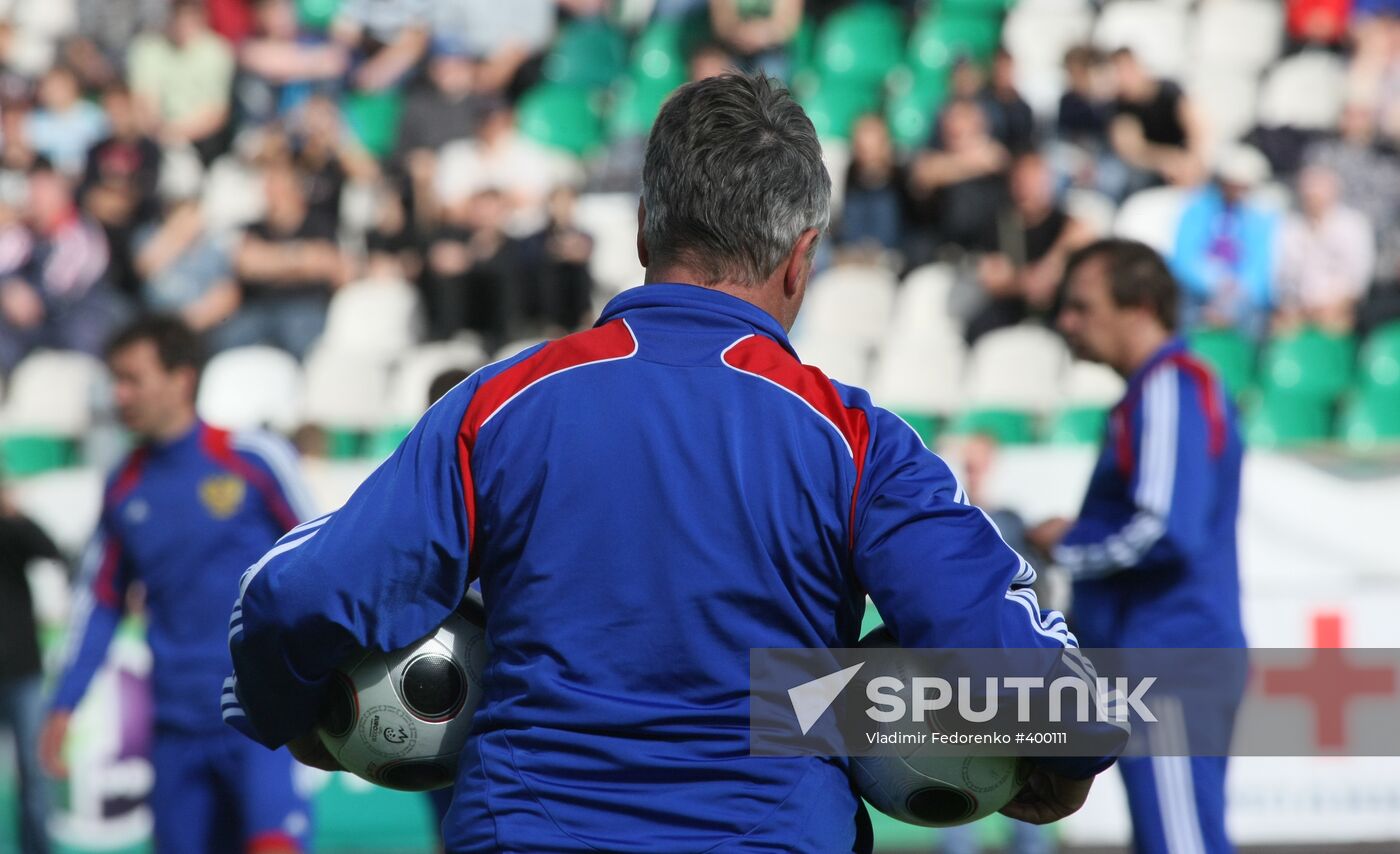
(642, 73, 831, 287)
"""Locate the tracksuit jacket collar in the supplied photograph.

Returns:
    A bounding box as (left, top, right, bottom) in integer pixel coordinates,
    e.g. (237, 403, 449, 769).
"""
(595, 283, 799, 358)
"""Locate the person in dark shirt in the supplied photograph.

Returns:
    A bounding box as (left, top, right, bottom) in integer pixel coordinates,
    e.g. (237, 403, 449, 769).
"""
(907, 98, 1010, 260)
(394, 39, 493, 170)
(0, 479, 61, 854)
(838, 114, 909, 254)
(1109, 48, 1207, 190)
(519, 185, 595, 334)
(978, 48, 1036, 155)
(422, 187, 526, 345)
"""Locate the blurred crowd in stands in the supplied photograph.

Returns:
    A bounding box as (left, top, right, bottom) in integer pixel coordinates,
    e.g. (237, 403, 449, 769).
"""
(0, 0, 1399, 434)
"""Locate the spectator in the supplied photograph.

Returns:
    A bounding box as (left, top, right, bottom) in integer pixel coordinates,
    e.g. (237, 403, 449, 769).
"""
(1275, 164, 1375, 333)
(80, 83, 164, 299)
(907, 98, 1010, 261)
(979, 48, 1036, 156)
(431, 0, 557, 99)
(24, 65, 108, 178)
(1170, 145, 1279, 341)
(226, 163, 347, 357)
(135, 194, 241, 337)
(1058, 46, 1112, 148)
(1304, 102, 1400, 286)
(364, 179, 421, 282)
(394, 39, 493, 169)
(1286, 0, 1354, 47)
(1108, 48, 1207, 190)
(235, 0, 349, 132)
(690, 42, 738, 82)
(68, 0, 169, 89)
(289, 94, 378, 236)
(331, 0, 432, 94)
(0, 478, 61, 854)
(967, 152, 1096, 344)
(837, 113, 907, 255)
(708, 0, 803, 80)
(422, 188, 526, 345)
(520, 185, 595, 334)
(0, 163, 124, 373)
(129, 0, 237, 165)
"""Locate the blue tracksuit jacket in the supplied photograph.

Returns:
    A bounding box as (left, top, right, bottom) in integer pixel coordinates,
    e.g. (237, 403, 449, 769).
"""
(1053, 337, 1247, 649)
(226, 283, 1117, 852)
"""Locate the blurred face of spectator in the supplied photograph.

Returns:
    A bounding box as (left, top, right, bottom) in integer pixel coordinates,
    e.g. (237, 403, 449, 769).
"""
(256, 0, 299, 39)
(851, 115, 892, 169)
(1064, 48, 1098, 95)
(38, 68, 80, 112)
(941, 101, 987, 152)
(690, 46, 734, 83)
(468, 190, 508, 231)
(103, 87, 139, 137)
(1112, 51, 1151, 100)
(169, 3, 206, 48)
(264, 167, 307, 224)
(110, 340, 196, 438)
(479, 106, 515, 145)
(1010, 155, 1053, 215)
(950, 60, 984, 100)
(991, 51, 1016, 94)
(300, 96, 341, 145)
(26, 170, 73, 230)
(430, 54, 476, 96)
(546, 186, 576, 226)
(1298, 165, 1340, 219)
(1059, 256, 1128, 365)
(1338, 103, 1376, 145)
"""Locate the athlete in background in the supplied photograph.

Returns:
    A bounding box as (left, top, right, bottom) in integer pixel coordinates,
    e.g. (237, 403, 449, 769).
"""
(1031, 239, 1246, 854)
(40, 316, 316, 854)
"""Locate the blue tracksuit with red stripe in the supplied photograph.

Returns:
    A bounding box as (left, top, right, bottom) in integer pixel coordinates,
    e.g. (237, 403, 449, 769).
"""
(52, 421, 315, 853)
(226, 283, 1121, 853)
(1053, 338, 1246, 854)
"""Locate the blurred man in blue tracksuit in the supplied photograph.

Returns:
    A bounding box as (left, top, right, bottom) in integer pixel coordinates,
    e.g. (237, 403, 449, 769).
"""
(224, 74, 1123, 853)
(1031, 239, 1247, 854)
(40, 316, 315, 853)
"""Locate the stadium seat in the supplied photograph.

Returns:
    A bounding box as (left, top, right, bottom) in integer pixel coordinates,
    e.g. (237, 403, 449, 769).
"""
(319, 278, 424, 361)
(1192, 0, 1284, 73)
(10, 467, 103, 557)
(1260, 327, 1356, 402)
(197, 346, 305, 433)
(608, 74, 670, 139)
(892, 263, 959, 338)
(0, 350, 103, 476)
(815, 2, 904, 86)
(885, 68, 948, 150)
(1045, 361, 1122, 445)
(1188, 328, 1256, 399)
(303, 346, 393, 455)
(800, 264, 899, 345)
(799, 78, 882, 141)
(343, 90, 403, 159)
(1113, 186, 1189, 255)
(909, 12, 1003, 70)
(574, 193, 645, 295)
(494, 338, 548, 361)
(1093, 1, 1189, 77)
(517, 84, 605, 156)
(1045, 406, 1107, 444)
(1338, 391, 1400, 451)
(629, 18, 691, 90)
(1187, 68, 1260, 158)
(388, 340, 490, 425)
(939, 0, 1011, 14)
(1245, 392, 1333, 448)
(963, 325, 1071, 414)
(1358, 321, 1400, 398)
(201, 155, 266, 233)
(790, 336, 871, 387)
(297, 0, 340, 31)
(1259, 52, 1347, 130)
(822, 139, 851, 218)
(1002, 3, 1093, 73)
(1064, 188, 1117, 236)
(948, 408, 1037, 445)
(544, 18, 628, 90)
(869, 335, 966, 418)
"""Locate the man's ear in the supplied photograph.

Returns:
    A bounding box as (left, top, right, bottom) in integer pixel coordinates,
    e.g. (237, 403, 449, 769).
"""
(636, 198, 649, 268)
(783, 228, 821, 298)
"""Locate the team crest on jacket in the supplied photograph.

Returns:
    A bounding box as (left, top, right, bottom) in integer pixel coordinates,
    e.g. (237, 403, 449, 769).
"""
(199, 474, 246, 519)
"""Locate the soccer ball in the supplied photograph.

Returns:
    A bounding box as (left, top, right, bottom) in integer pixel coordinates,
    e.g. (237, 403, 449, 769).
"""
(850, 627, 1029, 827)
(316, 589, 488, 791)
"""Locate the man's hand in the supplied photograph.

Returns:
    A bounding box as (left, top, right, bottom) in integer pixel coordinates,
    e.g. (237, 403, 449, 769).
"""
(999, 766, 1093, 825)
(1027, 517, 1073, 557)
(39, 711, 72, 778)
(286, 731, 343, 772)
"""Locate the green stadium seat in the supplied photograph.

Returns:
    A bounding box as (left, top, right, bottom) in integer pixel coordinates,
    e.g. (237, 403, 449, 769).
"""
(343, 90, 402, 159)
(365, 425, 412, 459)
(884, 67, 948, 149)
(1244, 392, 1333, 448)
(1359, 321, 1400, 398)
(938, 0, 1012, 16)
(324, 429, 364, 460)
(909, 12, 1003, 71)
(1338, 391, 1400, 451)
(1260, 327, 1355, 402)
(1045, 407, 1107, 445)
(893, 411, 940, 447)
(630, 17, 702, 90)
(1188, 328, 1255, 399)
(608, 75, 671, 139)
(948, 408, 1036, 445)
(296, 0, 340, 31)
(799, 79, 882, 141)
(790, 17, 818, 80)
(517, 84, 605, 156)
(815, 2, 905, 86)
(544, 19, 628, 90)
(0, 435, 76, 477)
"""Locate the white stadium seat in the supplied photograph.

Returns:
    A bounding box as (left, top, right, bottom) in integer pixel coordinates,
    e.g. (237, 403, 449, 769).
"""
(11, 467, 102, 557)
(892, 263, 959, 338)
(823, 139, 851, 221)
(1192, 0, 1284, 74)
(0, 350, 104, 436)
(964, 326, 1071, 413)
(790, 336, 871, 388)
(201, 155, 266, 234)
(302, 346, 392, 431)
(494, 337, 549, 361)
(1259, 52, 1347, 130)
(1188, 68, 1261, 157)
(389, 340, 490, 423)
(1093, 1, 1190, 78)
(800, 264, 898, 345)
(1064, 360, 1127, 407)
(1113, 186, 1190, 255)
(320, 277, 424, 360)
(1003, 4, 1094, 74)
(197, 346, 304, 433)
(574, 193, 645, 296)
(1064, 188, 1117, 237)
(869, 335, 966, 416)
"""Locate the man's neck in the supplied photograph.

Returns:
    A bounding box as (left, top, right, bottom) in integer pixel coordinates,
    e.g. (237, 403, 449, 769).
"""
(147, 410, 199, 445)
(643, 267, 787, 329)
(1118, 328, 1173, 378)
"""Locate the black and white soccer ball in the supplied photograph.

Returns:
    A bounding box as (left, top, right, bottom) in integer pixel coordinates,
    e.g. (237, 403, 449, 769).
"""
(316, 589, 488, 791)
(850, 627, 1028, 827)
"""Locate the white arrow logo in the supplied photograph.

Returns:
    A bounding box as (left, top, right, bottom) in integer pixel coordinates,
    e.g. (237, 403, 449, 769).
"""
(788, 662, 865, 735)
